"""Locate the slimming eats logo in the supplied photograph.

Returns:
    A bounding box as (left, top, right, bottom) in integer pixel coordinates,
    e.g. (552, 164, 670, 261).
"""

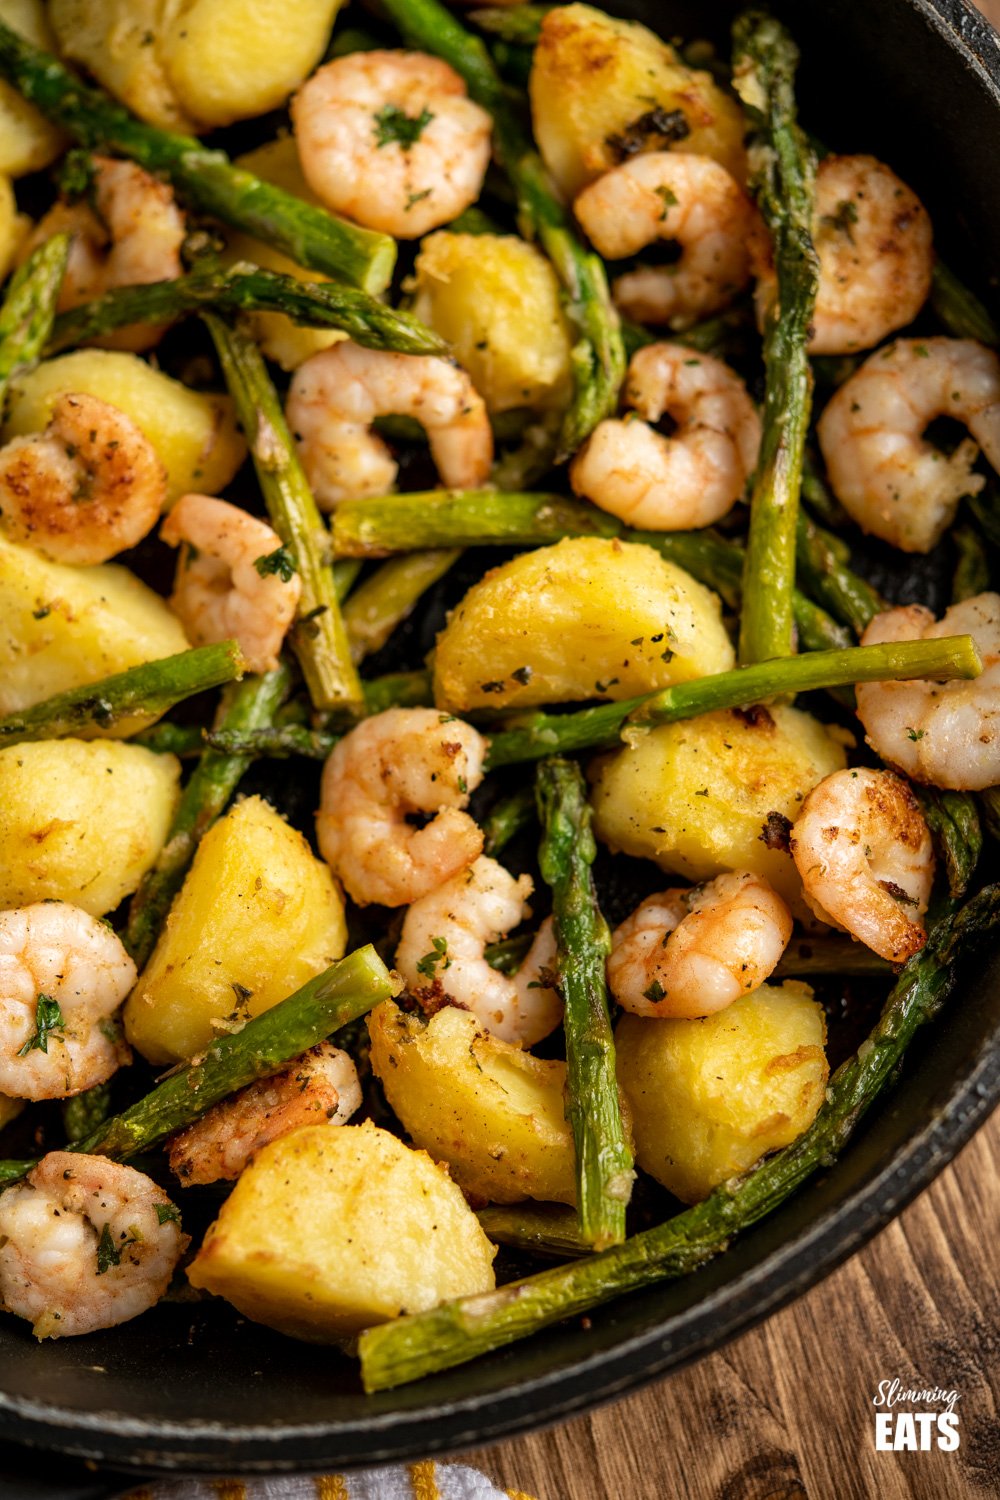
(873, 1379, 960, 1452)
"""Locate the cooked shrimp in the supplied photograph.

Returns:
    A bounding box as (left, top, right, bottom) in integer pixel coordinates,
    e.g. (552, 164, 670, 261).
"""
(286, 340, 493, 509)
(607, 872, 792, 1019)
(790, 768, 934, 962)
(396, 856, 562, 1046)
(0, 392, 166, 565)
(574, 152, 757, 328)
(161, 493, 301, 674)
(168, 1043, 361, 1186)
(317, 706, 487, 907)
(28, 156, 185, 353)
(570, 343, 760, 528)
(855, 594, 1000, 790)
(0, 1153, 186, 1339)
(292, 51, 492, 239)
(755, 155, 933, 356)
(0, 903, 133, 1102)
(817, 337, 1000, 552)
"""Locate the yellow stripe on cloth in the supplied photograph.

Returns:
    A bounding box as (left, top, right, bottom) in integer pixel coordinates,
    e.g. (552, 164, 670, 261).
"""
(409, 1460, 442, 1499)
(314, 1478, 351, 1500)
(506, 1491, 538, 1500)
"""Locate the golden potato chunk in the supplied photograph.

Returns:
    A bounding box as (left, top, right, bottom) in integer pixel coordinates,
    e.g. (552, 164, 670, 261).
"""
(0, 740, 180, 917)
(409, 232, 573, 413)
(590, 705, 847, 911)
(368, 1001, 576, 1205)
(433, 536, 734, 713)
(0, 1, 65, 174)
(0, 172, 27, 281)
(187, 1121, 497, 1340)
(126, 795, 348, 1065)
(49, 0, 199, 133)
(616, 982, 829, 1203)
(530, 4, 746, 200)
(4, 351, 245, 505)
(0, 534, 190, 729)
(226, 139, 345, 370)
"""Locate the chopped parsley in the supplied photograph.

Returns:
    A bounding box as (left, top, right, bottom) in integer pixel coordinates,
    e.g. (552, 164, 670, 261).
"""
(155, 1203, 181, 1227)
(643, 979, 666, 1003)
(821, 198, 859, 239)
(906, 726, 926, 741)
(254, 545, 297, 582)
(405, 187, 433, 211)
(374, 105, 434, 150)
(95, 1223, 139, 1275)
(17, 994, 65, 1057)
(416, 936, 451, 978)
(655, 184, 678, 219)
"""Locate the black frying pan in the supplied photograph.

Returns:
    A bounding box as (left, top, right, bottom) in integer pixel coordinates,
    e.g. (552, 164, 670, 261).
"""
(2, 0, 1000, 1476)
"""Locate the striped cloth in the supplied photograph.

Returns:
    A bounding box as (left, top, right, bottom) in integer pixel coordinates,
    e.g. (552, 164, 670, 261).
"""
(117, 1466, 534, 1500)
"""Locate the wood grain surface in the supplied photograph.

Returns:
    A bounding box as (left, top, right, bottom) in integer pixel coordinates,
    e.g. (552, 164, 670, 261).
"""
(466, 1110, 1000, 1499)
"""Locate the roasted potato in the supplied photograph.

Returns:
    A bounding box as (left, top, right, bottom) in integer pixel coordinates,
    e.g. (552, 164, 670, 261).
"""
(590, 704, 847, 911)
(0, 739, 180, 917)
(0, 172, 27, 280)
(50, 0, 342, 132)
(616, 982, 829, 1203)
(368, 1001, 577, 1205)
(409, 231, 573, 413)
(187, 1121, 497, 1340)
(126, 795, 348, 1065)
(225, 139, 345, 370)
(530, 4, 746, 200)
(433, 537, 734, 713)
(0, 0, 65, 174)
(4, 351, 246, 504)
(0, 533, 190, 727)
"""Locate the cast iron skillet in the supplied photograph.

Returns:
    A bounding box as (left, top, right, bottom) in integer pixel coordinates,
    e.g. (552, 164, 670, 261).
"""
(2, 0, 1000, 1475)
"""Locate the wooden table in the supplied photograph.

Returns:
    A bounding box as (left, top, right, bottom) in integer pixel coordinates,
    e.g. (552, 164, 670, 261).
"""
(466, 1114, 1000, 1498)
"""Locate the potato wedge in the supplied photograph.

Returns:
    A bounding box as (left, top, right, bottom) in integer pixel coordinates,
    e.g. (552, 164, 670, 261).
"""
(368, 1001, 576, 1205)
(590, 705, 847, 911)
(433, 537, 734, 713)
(126, 795, 348, 1065)
(187, 1121, 497, 1340)
(616, 983, 828, 1204)
(0, 533, 190, 728)
(409, 232, 573, 413)
(0, 0, 65, 174)
(0, 739, 180, 917)
(226, 139, 345, 370)
(4, 351, 245, 505)
(530, 4, 746, 200)
(49, 0, 199, 133)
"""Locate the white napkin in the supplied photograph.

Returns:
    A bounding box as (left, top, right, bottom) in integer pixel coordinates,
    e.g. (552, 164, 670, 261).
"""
(117, 1462, 531, 1499)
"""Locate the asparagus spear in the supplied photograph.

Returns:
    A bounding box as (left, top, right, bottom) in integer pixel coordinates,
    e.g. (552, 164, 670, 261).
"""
(0, 641, 244, 747)
(484, 785, 538, 856)
(124, 666, 292, 968)
(468, 6, 549, 44)
(795, 511, 884, 635)
(732, 11, 819, 664)
(48, 263, 444, 358)
(0, 232, 69, 397)
(773, 937, 891, 978)
(205, 313, 363, 716)
(536, 759, 633, 1249)
(379, 0, 624, 456)
(341, 551, 460, 665)
(930, 259, 999, 346)
(485, 635, 982, 767)
(359, 883, 1000, 1388)
(916, 788, 982, 900)
(0, 22, 394, 294)
(476, 1203, 588, 1258)
(952, 524, 991, 604)
(61, 1081, 113, 1145)
(333, 490, 620, 557)
(204, 724, 338, 760)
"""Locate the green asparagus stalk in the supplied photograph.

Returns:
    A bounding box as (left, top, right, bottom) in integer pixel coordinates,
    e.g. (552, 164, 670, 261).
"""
(773, 937, 892, 978)
(204, 724, 338, 760)
(915, 788, 982, 900)
(979, 787, 1000, 845)
(359, 883, 1000, 1389)
(0, 22, 394, 294)
(952, 524, 991, 603)
(468, 6, 549, 43)
(342, 551, 460, 665)
(476, 1203, 589, 1258)
(124, 666, 291, 968)
(483, 785, 538, 856)
(48, 262, 444, 358)
(536, 759, 633, 1249)
(0, 232, 69, 397)
(484, 932, 533, 975)
(796, 510, 884, 635)
(931, 259, 999, 346)
(379, 0, 624, 456)
(732, 12, 819, 664)
(333, 490, 620, 558)
(362, 668, 434, 715)
(485, 635, 982, 766)
(0, 641, 244, 747)
(61, 1081, 113, 1145)
(205, 313, 363, 716)
(76, 948, 394, 1159)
